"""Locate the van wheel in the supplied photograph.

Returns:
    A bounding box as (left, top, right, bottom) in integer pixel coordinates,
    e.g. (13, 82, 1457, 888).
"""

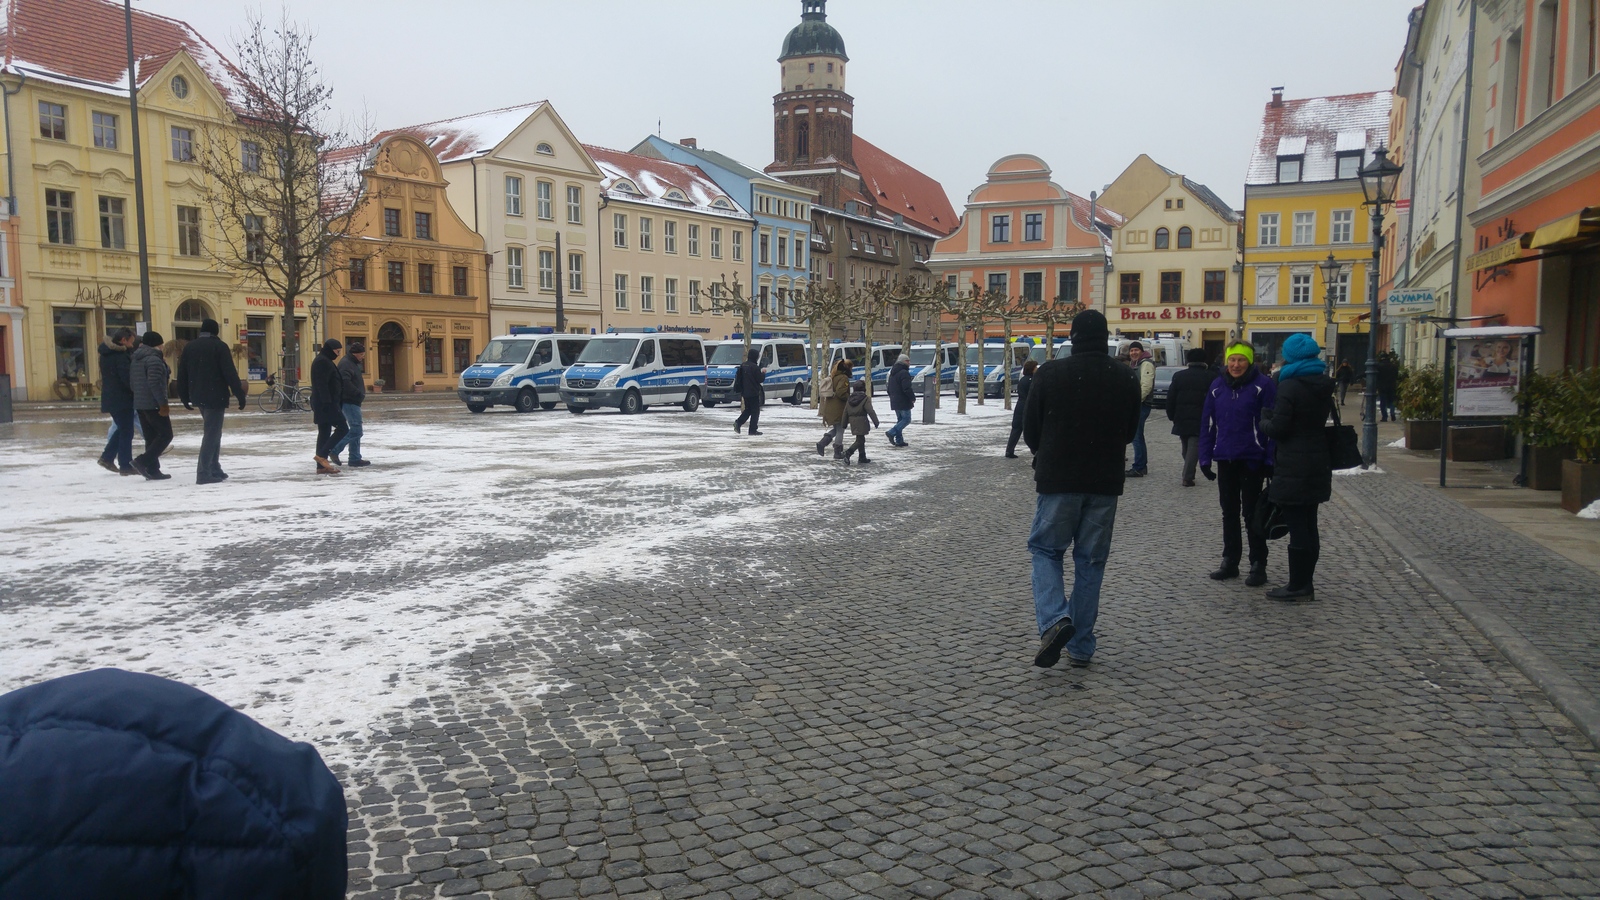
(514, 388, 538, 413)
(681, 388, 701, 412)
(541, 401, 557, 411)
(788, 383, 804, 405)
(567, 406, 587, 414)
(620, 389, 643, 415)
(466, 403, 487, 413)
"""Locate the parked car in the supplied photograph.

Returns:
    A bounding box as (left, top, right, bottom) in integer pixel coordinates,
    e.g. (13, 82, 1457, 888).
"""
(1150, 366, 1185, 409)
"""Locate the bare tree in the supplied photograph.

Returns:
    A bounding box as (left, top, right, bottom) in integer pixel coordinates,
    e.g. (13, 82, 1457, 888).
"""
(992, 292, 1033, 410)
(197, 10, 370, 389)
(790, 283, 854, 409)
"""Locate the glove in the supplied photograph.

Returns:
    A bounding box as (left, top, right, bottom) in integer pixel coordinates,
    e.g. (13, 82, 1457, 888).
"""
(1200, 464, 1216, 482)
(183, 402, 194, 410)
(238, 397, 246, 411)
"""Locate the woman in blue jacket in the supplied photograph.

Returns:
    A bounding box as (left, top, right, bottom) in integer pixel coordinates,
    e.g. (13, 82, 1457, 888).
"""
(1198, 343, 1277, 587)
(1261, 334, 1338, 601)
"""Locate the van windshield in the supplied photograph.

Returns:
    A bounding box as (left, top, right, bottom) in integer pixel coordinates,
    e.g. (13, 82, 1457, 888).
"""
(966, 345, 1009, 365)
(908, 348, 937, 366)
(576, 338, 639, 365)
(708, 343, 751, 365)
(477, 340, 535, 365)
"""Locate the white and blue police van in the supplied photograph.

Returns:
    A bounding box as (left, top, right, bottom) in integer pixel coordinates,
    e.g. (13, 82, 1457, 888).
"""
(825, 342, 900, 390)
(559, 330, 707, 414)
(1031, 340, 1069, 364)
(964, 338, 1030, 398)
(457, 328, 593, 413)
(705, 333, 812, 407)
(907, 342, 959, 395)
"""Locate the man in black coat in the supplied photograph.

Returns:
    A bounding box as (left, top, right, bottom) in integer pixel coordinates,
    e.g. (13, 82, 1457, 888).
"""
(310, 338, 347, 474)
(732, 347, 765, 436)
(97, 328, 137, 475)
(1375, 353, 1399, 421)
(885, 356, 915, 447)
(1021, 310, 1141, 670)
(175, 318, 246, 485)
(1165, 348, 1214, 487)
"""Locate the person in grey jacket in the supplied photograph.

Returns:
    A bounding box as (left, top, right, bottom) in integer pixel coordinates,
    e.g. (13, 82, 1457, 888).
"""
(330, 342, 370, 467)
(130, 332, 174, 481)
(841, 380, 880, 464)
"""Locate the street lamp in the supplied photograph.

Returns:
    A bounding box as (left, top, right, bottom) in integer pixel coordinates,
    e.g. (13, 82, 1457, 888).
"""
(1319, 252, 1341, 376)
(1358, 146, 1403, 467)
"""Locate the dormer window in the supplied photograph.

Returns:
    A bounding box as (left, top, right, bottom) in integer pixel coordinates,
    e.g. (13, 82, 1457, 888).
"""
(1277, 156, 1303, 183)
(1336, 152, 1363, 180)
(536, 143, 555, 156)
(665, 190, 687, 202)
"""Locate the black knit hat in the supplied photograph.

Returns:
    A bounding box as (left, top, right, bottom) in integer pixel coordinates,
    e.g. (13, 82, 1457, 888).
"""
(1070, 310, 1109, 352)
(200, 318, 220, 335)
(141, 331, 165, 347)
(1187, 348, 1208, 364)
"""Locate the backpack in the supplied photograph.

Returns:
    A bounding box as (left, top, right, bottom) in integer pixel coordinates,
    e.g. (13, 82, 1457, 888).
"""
(818, 374, 836, 400)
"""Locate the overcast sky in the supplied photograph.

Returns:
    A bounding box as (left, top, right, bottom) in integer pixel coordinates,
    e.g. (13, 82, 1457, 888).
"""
(142, 0, 1419, 211)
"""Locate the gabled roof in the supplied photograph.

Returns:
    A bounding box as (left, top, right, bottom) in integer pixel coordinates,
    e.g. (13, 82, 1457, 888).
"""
(1247, 91, 1393, 185)
(1069, 193, 1121, 256)
(635, 137, 811, 196)
(0, 0, 249, 111)
(849, 135, 958, 236)
(377, 102, 548, 164)
(583, 145, 752, 221)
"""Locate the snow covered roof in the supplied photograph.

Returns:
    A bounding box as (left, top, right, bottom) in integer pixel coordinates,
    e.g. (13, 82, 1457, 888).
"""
(378, 102, 548, 164)
(849, 135, 958, 236)
(583, 145, 752, 221)
(0, 0, 250, 112)
(1247, 91, 1393, 186)
(1068, 193, 1120, 256)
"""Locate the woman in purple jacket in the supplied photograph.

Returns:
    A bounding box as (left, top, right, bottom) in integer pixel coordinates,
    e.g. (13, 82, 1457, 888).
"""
(1198, 343, 1278, 586)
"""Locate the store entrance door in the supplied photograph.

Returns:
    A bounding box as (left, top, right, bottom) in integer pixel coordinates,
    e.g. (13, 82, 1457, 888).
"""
(377, 321, 404, 390)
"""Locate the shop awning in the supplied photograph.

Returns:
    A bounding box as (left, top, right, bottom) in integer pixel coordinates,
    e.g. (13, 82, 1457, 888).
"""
(1527, 206, 1600, 251)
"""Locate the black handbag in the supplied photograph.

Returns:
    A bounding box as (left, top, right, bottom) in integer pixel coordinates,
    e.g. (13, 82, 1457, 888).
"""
(1252, 479, 1290, 541)
(1326, 404, 1363, 470)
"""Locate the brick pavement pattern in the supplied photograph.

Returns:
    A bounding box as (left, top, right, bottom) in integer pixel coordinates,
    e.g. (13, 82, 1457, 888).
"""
(338, 423, 1600, 900)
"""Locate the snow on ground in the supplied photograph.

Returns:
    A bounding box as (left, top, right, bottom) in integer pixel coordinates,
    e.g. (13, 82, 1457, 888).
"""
(0, 398, 1009, 771)
(1580, 499, 1600, 521)
(1334, 465, 1384, 476)
(1388, 437, 1407, 449)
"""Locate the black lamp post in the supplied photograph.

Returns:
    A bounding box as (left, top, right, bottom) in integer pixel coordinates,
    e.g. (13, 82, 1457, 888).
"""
(1319, 252, 1341, 376)
(1358, 146, 1402, 467)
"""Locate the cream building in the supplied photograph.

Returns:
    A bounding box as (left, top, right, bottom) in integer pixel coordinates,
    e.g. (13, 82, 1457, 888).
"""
(381, 103, 605, 336)
(1099, 155, 1243, 361)
(585, 145, 756, 336)
(1, 0, 286, 401)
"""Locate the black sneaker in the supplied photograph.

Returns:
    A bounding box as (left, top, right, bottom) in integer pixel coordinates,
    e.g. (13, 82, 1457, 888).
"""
(1244, 563, 1268, 587)
(348, 459, 372, 468)
(1209, 564, 1240, 581)
(1267, 584, 1316, 602)
(97, 458, 118, 474)
(1033, 617, 1074, 668)
(1124, 468, 1146, 478)
(1067, 654, 1092, 669)
(130, 459, 149, 478)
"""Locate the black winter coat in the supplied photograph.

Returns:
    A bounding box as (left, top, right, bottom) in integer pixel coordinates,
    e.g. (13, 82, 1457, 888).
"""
(310, 352, 344, 425)
(1022, 349, 1141, 496)
(1010, 373, 1033, 426)
(98, 342, 134, 414)
(338, 354, 366, 406)
(888, 363, 915, 411)
(1165, 363, 1212, 437)
(1263, 373, 1337, 506)
(175, 334, 245, 409)
(1376, 359, 1399, 394)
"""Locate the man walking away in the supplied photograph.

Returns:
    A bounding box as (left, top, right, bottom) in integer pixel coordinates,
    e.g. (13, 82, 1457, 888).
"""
(733, 348, 766, 436)
(175, 318, 246, 485)
(1023, 310, 1140, 669)
(1005, 359, 1038, 458)
(130, 331, 174, 480)
(1376, 353, 1399, 422)
(97, 328, 137, 475)
(841, 379, 880, 464)
(310, 339, 347, 475)
(1126, 341, 1155, 477)
(1335, 360, 1354, 408)
(330, 342, 369, 466)
(885, 355, 915, 448)
(1165, 349, 1213, 486)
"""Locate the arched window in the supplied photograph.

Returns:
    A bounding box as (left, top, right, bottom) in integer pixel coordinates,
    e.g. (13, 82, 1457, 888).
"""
(1154, 227, 1170, 249)
(172, 299, 212, 341)
(796, 121, 810, 159)
(536, 143, 554, 156)
(1177, 226, 1193, 249)
(377, 321, 405, 342)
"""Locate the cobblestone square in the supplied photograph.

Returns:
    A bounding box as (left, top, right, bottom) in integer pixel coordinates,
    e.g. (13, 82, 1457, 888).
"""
(5, 399, 1600, 899)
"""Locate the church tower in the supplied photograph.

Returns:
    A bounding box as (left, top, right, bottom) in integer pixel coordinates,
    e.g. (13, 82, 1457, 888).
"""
(768, 0, 856, 208)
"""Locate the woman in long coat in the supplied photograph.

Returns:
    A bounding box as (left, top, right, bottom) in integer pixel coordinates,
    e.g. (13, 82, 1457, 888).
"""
(815, 358, 854, 458)
(1261, 333, 1337, 601)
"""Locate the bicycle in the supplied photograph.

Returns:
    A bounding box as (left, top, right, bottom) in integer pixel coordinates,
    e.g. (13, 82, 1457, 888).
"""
(257, 372, 312, 412)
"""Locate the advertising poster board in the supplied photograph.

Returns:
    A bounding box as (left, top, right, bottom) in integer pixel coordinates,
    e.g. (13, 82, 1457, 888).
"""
(1453, 338, 1520, 417)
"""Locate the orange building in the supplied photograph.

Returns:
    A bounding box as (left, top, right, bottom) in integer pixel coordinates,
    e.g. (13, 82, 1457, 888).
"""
(1467, 0, 1600, 370)
(928, 155, 1117, 338)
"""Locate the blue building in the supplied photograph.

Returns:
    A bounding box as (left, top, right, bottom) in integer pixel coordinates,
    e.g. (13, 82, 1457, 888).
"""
(633, 136, 817, 325)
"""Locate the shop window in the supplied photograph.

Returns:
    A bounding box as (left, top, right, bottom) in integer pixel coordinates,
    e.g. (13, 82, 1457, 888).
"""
(453, 339, 472, 374)
(247, 317, 270, 380)
(53, 309, 88, 380)
(425, 338, 443, 374)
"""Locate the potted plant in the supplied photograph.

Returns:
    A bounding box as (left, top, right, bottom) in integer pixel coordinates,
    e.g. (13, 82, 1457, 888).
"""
(372, 378, 385, 394)
(1398, 363, 1443, 451)
(1509, 371, 1571, 491)
(1548, 367, 1600, 514)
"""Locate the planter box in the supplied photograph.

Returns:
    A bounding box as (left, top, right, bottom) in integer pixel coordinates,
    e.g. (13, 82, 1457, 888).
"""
(1562, 459, 1600, 514)
(1404, 419, 1441, 452)
(1527, 444, 1573, 491)
(1448, 425, 1509, 461)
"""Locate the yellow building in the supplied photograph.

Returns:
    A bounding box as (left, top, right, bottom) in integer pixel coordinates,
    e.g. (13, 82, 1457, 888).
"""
(0, 0, 294, 401)
(1243, 88, 1392, 366)
(324, 135, 488, 393)
(1099, 155, 1242, 362)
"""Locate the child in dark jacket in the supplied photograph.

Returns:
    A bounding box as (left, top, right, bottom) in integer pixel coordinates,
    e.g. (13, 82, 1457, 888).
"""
(842, 381, 880, 464)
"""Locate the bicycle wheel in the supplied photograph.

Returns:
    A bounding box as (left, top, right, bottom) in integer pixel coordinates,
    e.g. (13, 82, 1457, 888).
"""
(293, 387, 313, 411)
(257, 388, 282, 412)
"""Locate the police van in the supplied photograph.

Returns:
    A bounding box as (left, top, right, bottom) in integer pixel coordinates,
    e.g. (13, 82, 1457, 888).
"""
(906, 341, 959, 395)
(964, 338, 1030, 398)
(825, 342, 900, 390)
(705, 334, 812, 406)
(457, 327, 593, 413)
(559, 331, 707, 414)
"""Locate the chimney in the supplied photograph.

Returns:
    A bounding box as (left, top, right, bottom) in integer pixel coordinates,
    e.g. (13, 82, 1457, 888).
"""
(680, 138, 698, 149)
(1270, 86, 1285, 107)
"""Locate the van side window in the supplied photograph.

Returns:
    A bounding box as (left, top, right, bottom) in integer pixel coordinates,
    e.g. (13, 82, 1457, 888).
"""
(777, 343, 806, 368)
(760, 345, 775, 368)
(882, 348, 901, 366)
(681, 340, 705, 366)
(660, 340, 682, 368)
(557, 340, 584, 366)
(533, 341, 553, 366)
(634, 339, 656, 367)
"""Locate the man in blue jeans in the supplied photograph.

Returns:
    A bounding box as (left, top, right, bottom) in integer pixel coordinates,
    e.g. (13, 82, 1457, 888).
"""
(1022, 310, 1141, 668)
(884, 355, 914, 447)
(331, 342, 370, 466)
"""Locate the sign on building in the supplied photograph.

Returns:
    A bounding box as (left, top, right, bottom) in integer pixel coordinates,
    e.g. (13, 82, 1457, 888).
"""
(1453, 338, 1519, 417)
(1386, 288, 1436, 318)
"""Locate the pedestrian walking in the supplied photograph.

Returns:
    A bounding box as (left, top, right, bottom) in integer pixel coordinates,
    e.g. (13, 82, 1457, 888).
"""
(841, 379, 880, 464)
(96, 328, 137, 475)
(1126, 341, 1155, 477)
(885, 355, 915, 448)
(310, 339, 347, 475)
(1376, 353, 1399, 422)
(1198, 343, 1278, 586)
(815, 358, 853, 458)
(1165, 349, 1213, 486)
(1005, 359, 1038, 458)
(733, 348, 766, 435)
(130, 331, 174, 481)
(1022, 310, 1141, 669)
(1335, 360, 1354, 407)
(1261, 333, 1337, 601)
(329, 342, 370, 467)
(175, 319, 246, 485)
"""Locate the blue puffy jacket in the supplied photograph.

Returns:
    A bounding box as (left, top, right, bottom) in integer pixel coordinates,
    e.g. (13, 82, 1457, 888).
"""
(0, 669, 347, 900)
(1198, 366, 1277, 467)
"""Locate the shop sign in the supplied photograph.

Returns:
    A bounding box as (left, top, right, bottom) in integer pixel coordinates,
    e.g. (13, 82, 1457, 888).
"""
(1251, 312, 1318, 325)
(245, 296, 307, 309)
(1386, 289, 1436, 318)
(1453, 338, 1520, 416)
(1117, 307, 1224, 322)
(452, 321, 473, 333)
(657, 324, 711, 334)
(1465, 238, 1523, 272)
